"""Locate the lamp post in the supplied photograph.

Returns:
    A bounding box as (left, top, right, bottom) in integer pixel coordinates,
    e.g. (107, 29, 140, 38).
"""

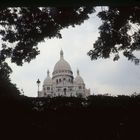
(36, 79, 40, 96)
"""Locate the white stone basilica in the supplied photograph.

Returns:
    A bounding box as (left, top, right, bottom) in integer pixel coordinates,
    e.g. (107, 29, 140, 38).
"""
(38, 50, 90, 97)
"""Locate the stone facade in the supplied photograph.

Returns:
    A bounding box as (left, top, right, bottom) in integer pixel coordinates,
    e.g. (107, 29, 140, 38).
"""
(38, 50, 90, 97)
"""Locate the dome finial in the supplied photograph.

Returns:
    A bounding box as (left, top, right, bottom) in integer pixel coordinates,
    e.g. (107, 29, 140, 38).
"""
(77, 69, 80, 76)
(60, 49, 63, 59)
(47, 70, 50, 77)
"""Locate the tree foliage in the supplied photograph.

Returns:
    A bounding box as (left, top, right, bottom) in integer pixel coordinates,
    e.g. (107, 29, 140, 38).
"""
(1, 6, 140, 66)
(88, 6, 140, 64)
(0, 61, 12, 80)
(0, 7, 95, 65)
(0, 61, 21, 97)
(1, 95, 140, 139)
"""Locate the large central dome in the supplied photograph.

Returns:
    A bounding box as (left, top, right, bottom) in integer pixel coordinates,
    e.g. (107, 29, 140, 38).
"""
(53, 50, 72, 73)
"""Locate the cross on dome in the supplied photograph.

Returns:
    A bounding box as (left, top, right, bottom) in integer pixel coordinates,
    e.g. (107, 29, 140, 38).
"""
(47, 70, 50, 77)
(77, 69, 80, 76)
(60, 49, 64, 59)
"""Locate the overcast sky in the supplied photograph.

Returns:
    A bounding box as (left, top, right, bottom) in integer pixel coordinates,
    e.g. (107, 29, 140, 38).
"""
(8, 8, 140, 97)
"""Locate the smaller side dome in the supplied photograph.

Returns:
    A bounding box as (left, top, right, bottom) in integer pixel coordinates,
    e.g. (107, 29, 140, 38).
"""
(74, 69, 84, 84)
(43, 70, 53, 85)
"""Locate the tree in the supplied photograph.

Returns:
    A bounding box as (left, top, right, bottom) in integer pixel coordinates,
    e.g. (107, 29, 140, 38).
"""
(0, 61, 21, 97)
(0, 7, 95, 66)
(88, 6, 140, 64)
(0, 61, 12, 81)
(1, 6, 140, 68)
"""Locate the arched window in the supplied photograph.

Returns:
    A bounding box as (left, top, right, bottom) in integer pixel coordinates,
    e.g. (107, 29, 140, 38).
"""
(79, 86, 82, 89)
(59, 79, 61, 82)
(64, 88, 66, 95)
(56, 79, 58, 84)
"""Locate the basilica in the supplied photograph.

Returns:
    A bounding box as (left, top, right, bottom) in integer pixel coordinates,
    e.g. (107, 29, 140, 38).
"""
(38, 50, 90, 97)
